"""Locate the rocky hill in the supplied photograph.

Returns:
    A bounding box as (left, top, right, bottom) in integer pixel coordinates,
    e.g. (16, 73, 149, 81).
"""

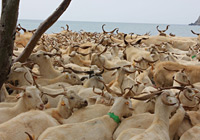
(189, 16, 200, 25)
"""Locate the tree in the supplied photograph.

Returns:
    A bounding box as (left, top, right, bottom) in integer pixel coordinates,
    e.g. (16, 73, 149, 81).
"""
(0, 0, 20, 89)
(0, 0, 72, 89)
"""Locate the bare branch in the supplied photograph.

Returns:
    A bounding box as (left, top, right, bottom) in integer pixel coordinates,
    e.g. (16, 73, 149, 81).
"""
(15, 0, 72, 62)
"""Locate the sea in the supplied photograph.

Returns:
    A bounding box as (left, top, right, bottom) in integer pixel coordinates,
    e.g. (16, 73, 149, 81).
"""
(18, 19, 200, 37)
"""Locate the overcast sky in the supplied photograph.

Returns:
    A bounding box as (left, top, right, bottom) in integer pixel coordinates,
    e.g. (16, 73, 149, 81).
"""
(1, 0, 200, 24)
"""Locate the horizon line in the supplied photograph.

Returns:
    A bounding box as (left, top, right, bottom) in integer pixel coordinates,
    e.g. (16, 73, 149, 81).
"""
(18, 18, 188, 26)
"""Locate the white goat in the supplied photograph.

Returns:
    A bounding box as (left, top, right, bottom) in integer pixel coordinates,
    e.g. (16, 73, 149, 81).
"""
(0, 86, 44, 124)
(38, 90, 133, 140)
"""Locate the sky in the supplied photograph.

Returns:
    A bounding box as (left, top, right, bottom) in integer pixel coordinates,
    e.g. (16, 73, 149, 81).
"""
(1, 0, 200, 24)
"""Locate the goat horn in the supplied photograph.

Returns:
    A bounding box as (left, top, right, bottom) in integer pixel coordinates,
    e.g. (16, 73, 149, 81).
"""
(161, 92, 177, 106)
(156, 25, 162, 33)
(142, 57, 159, 63)
(66, 24, 69, 31)
(61, 26, 65, 30)
(130, 33, 134, 39)
(124, 68, 137, 74)
(63, 67, 94, 75)
(134, 58, 143, 63)
(163, 25, 170, 32)
(42, 92, 66, 98)
(110, 28, 119, 34)
(102, 24, 118, 34)
(24, 72, 32, 85)
(24, 132, 34, 140)
(98, 80, 121, 96)
(32, 75, 40, 89)
(163, 67, 179, 72)
(95, 69, 104, 76)
(103, 65, 121, 71)
(97, 46, 108, 56)
(183, 89, 193, 101)
(102, 24, 107, 34)
(43, 52, 60, 57)
(172, 76, 191, 87)
(156, 25, 169, 33)
(79, 46, 91, 49)
(76, 51, 92, 56)
(123, 34, 128, 45)
(130, 90, 162, 100)
(123, 86, 134, 99)
(191, 30, 200, 36)
(93, 86, 105, 97)
(5, 83, 25, 91)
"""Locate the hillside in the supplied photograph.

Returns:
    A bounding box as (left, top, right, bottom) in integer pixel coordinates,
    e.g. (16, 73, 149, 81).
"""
(189, 16, 200, 25)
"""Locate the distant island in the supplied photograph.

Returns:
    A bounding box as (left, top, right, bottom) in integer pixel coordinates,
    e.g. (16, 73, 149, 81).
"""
(189, 16, 200, 25)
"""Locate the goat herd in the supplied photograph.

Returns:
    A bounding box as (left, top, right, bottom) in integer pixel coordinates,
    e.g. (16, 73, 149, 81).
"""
(0, 24, 200, 140)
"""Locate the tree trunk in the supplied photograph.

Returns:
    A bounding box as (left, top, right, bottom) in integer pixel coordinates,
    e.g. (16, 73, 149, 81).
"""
(0, 0, 20, 89)
(15, 0, 72, 63)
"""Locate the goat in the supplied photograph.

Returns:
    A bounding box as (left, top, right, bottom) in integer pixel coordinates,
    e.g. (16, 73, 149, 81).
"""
(0, 110, 58, 140)
(29, 50, 61, 79)
(37, 88, 133, 140)
(128, 90, 179, 140)
(0, 85, 44, 124)
(154, 61, 200, 87)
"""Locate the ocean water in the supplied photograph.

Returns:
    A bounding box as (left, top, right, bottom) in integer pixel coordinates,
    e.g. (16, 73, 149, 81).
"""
(18, 19, 200, 37)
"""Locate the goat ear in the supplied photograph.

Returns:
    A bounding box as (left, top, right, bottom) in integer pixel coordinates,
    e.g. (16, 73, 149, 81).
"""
(61, 100, 66, 106)
(65, 74, 69, 79)
(45, 103, 51, 109)
(125, 101, 129, 105)
(44, 55, 49, 59)
(14, 68, 25, 73)
(125, 101, 133, 110)
(16, 92, 25, 99)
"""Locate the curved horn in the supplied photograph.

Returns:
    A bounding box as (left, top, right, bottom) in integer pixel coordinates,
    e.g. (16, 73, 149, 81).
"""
(95, 69, 104, 76)
(191, 30, 200, 36)
(98, 80, 121, 96)
(110, 28, 119, 34)
(102, 24, 118, 34)
(130, 33, 134, 39)
(42, 92, 66, 98)
(79, 46, 91, 49)
(103, 65, 121, 71)
(183, 88, 194, 101)
(102, 24, 107, 34)
(163, 25, 170, 32)
(24, 72, 32, 85)
(142, 57, 159, 63)
(43, 52, 61, 57)
(161, 92, 177, 106)
(76, 51, 92, 56)
(27, 29, 36, 34)
(97, 46, 107, 56)
(5, 83, 25, 91)
(66, 24, 69, 31)
(18, 24, 27, 32)
(25, 132, 34, 140)
(93, 86, 105, 97)
(130, 90, 162, 100)
(63, 67, 94, 75)
(123, 86, 134, 99)
(123, 34, 128, 45)
(134, 58, 143, 63)
(172, 76, 192, 87)
(156, 25, 162, 33)
(163, 67, 179, 72)
(156, 25, 169, 33)
(124, 68, 137, 74)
